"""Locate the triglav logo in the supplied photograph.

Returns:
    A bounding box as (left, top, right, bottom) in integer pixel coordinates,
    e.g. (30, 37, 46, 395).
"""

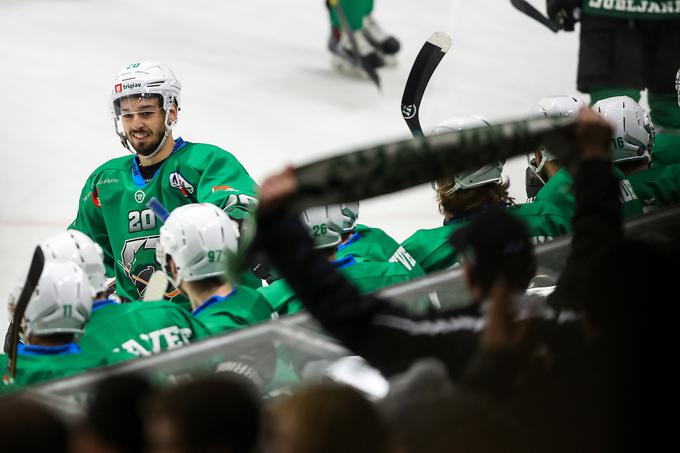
(114, 83, 122, 93)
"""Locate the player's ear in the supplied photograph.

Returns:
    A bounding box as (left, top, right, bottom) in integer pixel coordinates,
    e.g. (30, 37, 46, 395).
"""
(168, 101, 178, 123)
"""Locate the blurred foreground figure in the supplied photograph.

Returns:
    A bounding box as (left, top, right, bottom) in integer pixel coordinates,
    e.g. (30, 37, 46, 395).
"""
(0, 397, 69, 453)
(267, 383, 392, 453)
(147, 375, 262, 453)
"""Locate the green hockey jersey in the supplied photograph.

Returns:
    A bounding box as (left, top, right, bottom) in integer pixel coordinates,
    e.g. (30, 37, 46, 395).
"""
(652, 134, 680, 168)
(534, 166, 644, 220)
(0, 343, 134, 389)
(192, 286, 274, 335)
(258, 255, 419, 316)
(402, 202, 572, 274)
(69, 138, 257, 304)
(628, 164, 680, 208)
(582, 0, 680, 19)
(337, 224, 424, 276)
(79, 299, 212, 357)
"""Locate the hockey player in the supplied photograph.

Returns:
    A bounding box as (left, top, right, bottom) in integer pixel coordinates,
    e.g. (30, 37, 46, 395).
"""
(547, 0, 680, 131)
(593, 96, 680, 209)
(1, 261, 134, 388)
(38, 230, 212, 357)
(259, 204, 419, 316)
(156, 203, 273, 335)
(402, 117, 571, 274)
(326, 0, 400, 74)
(529, 96, 645, 219)
(336, 202, 422, 276)
(70, 61, 258, 305)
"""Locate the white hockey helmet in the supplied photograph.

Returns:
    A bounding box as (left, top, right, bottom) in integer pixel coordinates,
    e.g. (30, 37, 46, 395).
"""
(529, 96, 586, 172)
(41, 230, 107, 294)
(432, 116, 503, 194)
(14, 260, 94, 339)
(156, 203, 240, 287)
(340, 202, 360, 234)
(592, 96, 654, 164)
(301, 205, 344, 250)
(110, 61, 182, 157)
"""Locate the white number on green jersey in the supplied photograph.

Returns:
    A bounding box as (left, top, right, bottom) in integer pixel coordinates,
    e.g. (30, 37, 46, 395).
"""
(128, 209, 156, 233)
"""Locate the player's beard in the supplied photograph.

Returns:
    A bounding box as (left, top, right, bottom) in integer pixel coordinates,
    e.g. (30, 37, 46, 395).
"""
(127, 127, 165, 157)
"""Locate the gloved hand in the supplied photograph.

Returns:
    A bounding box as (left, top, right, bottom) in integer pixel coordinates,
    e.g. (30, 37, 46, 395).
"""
(547, 0, 581, 31)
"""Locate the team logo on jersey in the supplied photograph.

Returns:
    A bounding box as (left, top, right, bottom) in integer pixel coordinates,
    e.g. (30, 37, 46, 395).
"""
(401, 104, 417, 120)
(134, 190, 146, 203)
(169, 172, 195, 194)
(120, 236, 159, 298)
(120, 236, 181, 299)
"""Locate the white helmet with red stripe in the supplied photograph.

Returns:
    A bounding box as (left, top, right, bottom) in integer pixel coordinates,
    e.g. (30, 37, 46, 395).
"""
(110, 61, 182, 158)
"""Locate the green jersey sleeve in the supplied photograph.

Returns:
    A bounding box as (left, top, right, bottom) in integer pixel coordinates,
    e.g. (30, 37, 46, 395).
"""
(69, 170, 116, 276)
(339, 259, 417, 293)
(193, 286, 274, 334)
(652, 134, 680, 168)
(257, 279, 304, 316)
(628, 164, 680, 208)
(338, 224, 425, 277)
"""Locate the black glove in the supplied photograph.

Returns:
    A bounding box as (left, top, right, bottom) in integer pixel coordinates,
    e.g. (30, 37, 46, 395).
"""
(547, 0, 581, 31)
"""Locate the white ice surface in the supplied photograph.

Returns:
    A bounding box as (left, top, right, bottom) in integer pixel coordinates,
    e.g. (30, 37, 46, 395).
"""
(0, 0, 579, 336)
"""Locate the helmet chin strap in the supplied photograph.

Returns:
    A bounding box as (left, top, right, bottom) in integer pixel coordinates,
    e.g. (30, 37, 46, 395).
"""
(115, 110, 176, 159)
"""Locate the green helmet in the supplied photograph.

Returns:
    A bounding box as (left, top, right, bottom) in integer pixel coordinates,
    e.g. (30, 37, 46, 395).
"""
(432, 116, 504, 193)
(301, 205, 344, 250)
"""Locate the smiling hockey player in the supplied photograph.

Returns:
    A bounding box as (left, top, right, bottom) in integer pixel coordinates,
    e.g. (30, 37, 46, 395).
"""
(69, 62, 258, 304)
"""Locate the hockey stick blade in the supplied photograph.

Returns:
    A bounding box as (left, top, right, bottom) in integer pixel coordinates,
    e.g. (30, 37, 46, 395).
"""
(4, 246, 45, 378)
(329, 0, 381, 90)
(288, 115, 576, 211)
(510, 0, 560, 33)
(143, 271, 168, 302)
(401, 32, 452, 138)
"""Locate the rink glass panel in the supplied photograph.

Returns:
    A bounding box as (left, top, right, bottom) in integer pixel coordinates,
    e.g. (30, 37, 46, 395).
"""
(21, 205, 680, 414)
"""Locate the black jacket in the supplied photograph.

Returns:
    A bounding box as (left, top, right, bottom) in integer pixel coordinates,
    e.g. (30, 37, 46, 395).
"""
(254, 160, 621, 380)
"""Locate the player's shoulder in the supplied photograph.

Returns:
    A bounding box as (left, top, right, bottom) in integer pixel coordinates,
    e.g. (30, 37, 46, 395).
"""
(179, 141, 239, 161)
(87, 155, 134, 179)
(403, 223, 456, 247)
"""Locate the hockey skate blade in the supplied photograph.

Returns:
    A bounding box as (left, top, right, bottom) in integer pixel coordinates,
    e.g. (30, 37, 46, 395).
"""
(331, 55, 369, 80)
(143, 270, 167, 302)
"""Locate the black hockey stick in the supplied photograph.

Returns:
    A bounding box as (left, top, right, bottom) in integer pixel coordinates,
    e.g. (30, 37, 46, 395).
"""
(3, 246, 45, 379)
(288, 115, 576, 211)
(329, 0, 381, 89)
(510, 0, 560, 33)
(401, 32, 452, 138)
